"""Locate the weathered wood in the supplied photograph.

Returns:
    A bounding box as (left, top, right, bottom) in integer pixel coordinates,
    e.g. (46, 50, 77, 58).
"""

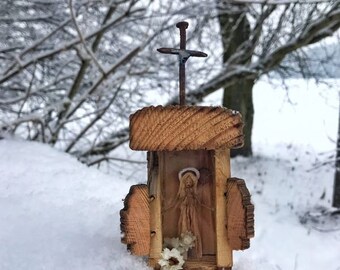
(184, 256, 217, 270)
(149, 152, 163, 267)
(214, 149, 233, 268)
(120, 184, 150, 256)
(124, 102, 253, 269)
(226, 178, 255, 250)
(161, 151, 216, 258)
(130, 106, 244, 151)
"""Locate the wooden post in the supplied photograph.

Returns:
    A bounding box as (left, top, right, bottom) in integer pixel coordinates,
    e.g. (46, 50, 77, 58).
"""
(148, 152, 163, 267)
(214, 148, 233, 268)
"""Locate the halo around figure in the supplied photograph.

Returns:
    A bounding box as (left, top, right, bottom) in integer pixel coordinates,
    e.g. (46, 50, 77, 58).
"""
(178, 167, 200, 181)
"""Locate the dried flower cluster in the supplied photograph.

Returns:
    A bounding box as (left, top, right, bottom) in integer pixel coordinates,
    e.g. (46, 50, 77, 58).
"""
(158, 248, 185, 270)
(158, 232, 196, 270)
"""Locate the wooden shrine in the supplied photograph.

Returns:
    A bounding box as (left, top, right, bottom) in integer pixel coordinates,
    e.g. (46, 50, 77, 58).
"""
(120, 22, 254, 270)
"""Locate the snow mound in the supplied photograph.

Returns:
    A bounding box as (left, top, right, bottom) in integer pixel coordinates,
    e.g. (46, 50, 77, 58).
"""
(0, 139, 149, 270)
(1, 139, 340, 270)
(2, 77, 340, 270)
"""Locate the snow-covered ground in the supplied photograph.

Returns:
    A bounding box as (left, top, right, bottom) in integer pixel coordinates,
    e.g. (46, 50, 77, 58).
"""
(0, 79, 340, 270)
(0, 139, 149, 270)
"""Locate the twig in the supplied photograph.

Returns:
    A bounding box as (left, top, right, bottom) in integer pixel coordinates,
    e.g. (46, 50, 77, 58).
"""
(307, 157, 339, 171)
(54, 4, 118, 131)
(5, 116, 46, 143)
(65, 78, 125, 153)
(18, 64, 37, 118)
(0, 7, 143, 84)
(311, 225, 340, 232)
(0, 15, 53, 22)
(69, 0, 106, 75)
(2, 19, 71, 76)
(0, 75, 73, 105)
(62, 46, 140, 122)
(87, 156, 146, 166)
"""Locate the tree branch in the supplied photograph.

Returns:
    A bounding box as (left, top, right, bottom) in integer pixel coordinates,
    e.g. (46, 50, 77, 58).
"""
(69, 0, 106, 75)
(78, 4, 340, 160)
(0, 6, 144, 84)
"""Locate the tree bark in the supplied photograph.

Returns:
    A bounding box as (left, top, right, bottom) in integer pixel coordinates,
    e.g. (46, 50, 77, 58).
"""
(218, 7, 254, 157)
(332, 96, 340, 208)
(223, 80, 254, 157)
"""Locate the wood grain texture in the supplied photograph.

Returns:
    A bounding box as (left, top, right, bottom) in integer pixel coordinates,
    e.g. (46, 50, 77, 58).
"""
(149, 152, 163, 267)
(214, 149, 233, 268)
(120, 184, 150, 256)
(226, 178, 254, 251)
(184, 256, 217, 270)
(130, 106, 244, 151)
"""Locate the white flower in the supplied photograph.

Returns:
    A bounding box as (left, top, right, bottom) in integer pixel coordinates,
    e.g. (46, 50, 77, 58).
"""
(158, 248, 185, 270)
(180, 231, 196, 251)
(163, 237, 180, 249)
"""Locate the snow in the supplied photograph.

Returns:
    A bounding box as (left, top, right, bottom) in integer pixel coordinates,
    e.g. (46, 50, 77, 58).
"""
(1, 78, 340, 270)
(232, 149, 340, 270)
(0, 139, 149, 270)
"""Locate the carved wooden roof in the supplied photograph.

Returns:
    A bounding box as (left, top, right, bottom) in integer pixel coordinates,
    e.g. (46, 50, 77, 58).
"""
(129, 106, 244, 151)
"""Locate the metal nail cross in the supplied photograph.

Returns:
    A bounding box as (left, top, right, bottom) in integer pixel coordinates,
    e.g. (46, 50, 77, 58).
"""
(157, 21, 207, 106)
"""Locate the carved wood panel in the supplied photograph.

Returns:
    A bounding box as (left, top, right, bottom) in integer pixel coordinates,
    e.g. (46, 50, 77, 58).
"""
(120, 184, 150, 256)
(226, 178, 254, 250)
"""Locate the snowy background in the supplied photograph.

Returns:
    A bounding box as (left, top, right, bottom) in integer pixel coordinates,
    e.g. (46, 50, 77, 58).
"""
(1, 79, 340, 270)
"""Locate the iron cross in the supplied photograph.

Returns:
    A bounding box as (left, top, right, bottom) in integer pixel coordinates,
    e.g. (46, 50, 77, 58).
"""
(157, 21, 207, 106)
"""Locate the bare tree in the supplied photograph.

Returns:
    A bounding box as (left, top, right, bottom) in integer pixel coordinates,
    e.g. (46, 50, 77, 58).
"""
(0, 0, 191, 152)
(0, 0, 339, 171)
(217, 2, 254, 157)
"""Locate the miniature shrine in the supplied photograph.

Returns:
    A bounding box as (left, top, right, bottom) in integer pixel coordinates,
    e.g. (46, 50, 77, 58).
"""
(120, 21, 254, 270)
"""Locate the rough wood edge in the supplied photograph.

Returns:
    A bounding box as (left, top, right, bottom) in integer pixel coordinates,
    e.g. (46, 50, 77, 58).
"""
(120, 184, 150, 256)
(226, 178, 255, 250)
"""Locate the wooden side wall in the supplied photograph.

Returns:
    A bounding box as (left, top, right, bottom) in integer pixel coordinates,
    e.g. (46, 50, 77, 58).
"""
(148, 152, 163, 267)
(214, 148, 233, 268)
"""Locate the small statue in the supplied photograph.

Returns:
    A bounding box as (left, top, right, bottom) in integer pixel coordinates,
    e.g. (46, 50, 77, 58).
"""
(163, 167, 214, 259)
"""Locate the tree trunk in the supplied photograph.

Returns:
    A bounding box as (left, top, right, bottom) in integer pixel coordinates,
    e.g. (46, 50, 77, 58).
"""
(332, 96, 340, 208)
(223, 80, 254, 157)
(218, 7, 254, 157)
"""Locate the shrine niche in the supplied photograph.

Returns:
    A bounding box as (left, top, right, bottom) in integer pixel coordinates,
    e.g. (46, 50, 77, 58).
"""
(120, 21, 254, 270)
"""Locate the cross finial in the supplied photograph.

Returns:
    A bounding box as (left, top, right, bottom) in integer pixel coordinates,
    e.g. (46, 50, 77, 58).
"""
(157, 21, 207, 106)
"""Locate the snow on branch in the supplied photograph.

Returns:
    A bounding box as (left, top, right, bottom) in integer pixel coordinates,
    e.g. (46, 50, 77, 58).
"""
(0, 5, 144, 84)
(1, 0, 340, 165)
(68, 0, 106, 75)
(177, 3, 340, 104)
